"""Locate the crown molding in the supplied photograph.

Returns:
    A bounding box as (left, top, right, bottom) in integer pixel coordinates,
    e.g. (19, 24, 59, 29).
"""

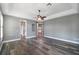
(44, 8, 78, 21)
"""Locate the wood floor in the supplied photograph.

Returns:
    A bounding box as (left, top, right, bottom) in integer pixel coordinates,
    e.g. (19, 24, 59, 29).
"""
(0, 38, 79, 55)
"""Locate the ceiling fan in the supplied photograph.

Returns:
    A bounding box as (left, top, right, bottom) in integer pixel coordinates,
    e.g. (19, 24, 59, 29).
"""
(36, 10, 46, 21)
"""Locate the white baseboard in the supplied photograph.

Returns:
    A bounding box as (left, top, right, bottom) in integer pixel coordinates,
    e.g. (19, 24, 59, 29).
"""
(3, 36, 36, 43)
(26, 36, 36, 39)
(2, 36, 79, 44)
(45, 36, 79, 44)
(3, 38, 21, 43)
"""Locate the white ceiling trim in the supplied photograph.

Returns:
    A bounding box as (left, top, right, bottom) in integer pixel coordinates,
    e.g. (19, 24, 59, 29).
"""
(44, 8, 78, 21)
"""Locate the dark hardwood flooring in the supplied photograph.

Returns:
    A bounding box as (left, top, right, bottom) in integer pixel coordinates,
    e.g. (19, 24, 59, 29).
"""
(0, 38, 79, 55)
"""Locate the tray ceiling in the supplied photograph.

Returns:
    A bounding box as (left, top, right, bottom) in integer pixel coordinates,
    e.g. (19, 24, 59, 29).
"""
(0, 3, 78, 20)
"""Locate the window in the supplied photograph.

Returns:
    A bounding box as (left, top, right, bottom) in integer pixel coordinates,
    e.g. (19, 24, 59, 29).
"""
(32, 24, 35, 31)
(0, 11, 3, 41)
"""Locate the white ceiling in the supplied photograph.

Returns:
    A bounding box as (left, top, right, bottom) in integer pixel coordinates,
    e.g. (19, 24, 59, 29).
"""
(0, 3, 78, 20)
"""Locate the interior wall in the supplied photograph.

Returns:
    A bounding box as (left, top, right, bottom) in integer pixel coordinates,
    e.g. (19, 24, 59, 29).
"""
(0, 11, 1, 41)
(78, 4, 79, 13)
(0, 10, 3, 42)
(44, 14, 79, 43)
(3, 15, 36, 41)
(3, 15, 20, 41)
(27, 20, 36, 37)
(0, 7, 3, 51)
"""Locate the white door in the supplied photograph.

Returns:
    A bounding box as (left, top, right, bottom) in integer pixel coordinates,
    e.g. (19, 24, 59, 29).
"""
(20, 20, 27, 39)
(0, 11, 3, 42)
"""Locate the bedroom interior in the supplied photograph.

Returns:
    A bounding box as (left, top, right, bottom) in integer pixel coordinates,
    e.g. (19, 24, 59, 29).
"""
(0, 3, 79, 55)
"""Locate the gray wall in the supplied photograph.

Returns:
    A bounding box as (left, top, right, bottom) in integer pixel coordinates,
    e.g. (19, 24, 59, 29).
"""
(3, 15, 36, 41)
(0, 11, 1, 41)
(44, 14, 79, 43)
(3, 15, 20, 41)
(27, 20, 36, 37)
(78, 4, 79, 13)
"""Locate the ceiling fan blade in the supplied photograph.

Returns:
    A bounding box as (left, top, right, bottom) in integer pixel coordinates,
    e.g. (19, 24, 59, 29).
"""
(42, 16, 46, 18)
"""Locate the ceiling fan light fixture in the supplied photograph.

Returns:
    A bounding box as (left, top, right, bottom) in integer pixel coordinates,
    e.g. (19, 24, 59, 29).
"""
(36, 9, 46, 22)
